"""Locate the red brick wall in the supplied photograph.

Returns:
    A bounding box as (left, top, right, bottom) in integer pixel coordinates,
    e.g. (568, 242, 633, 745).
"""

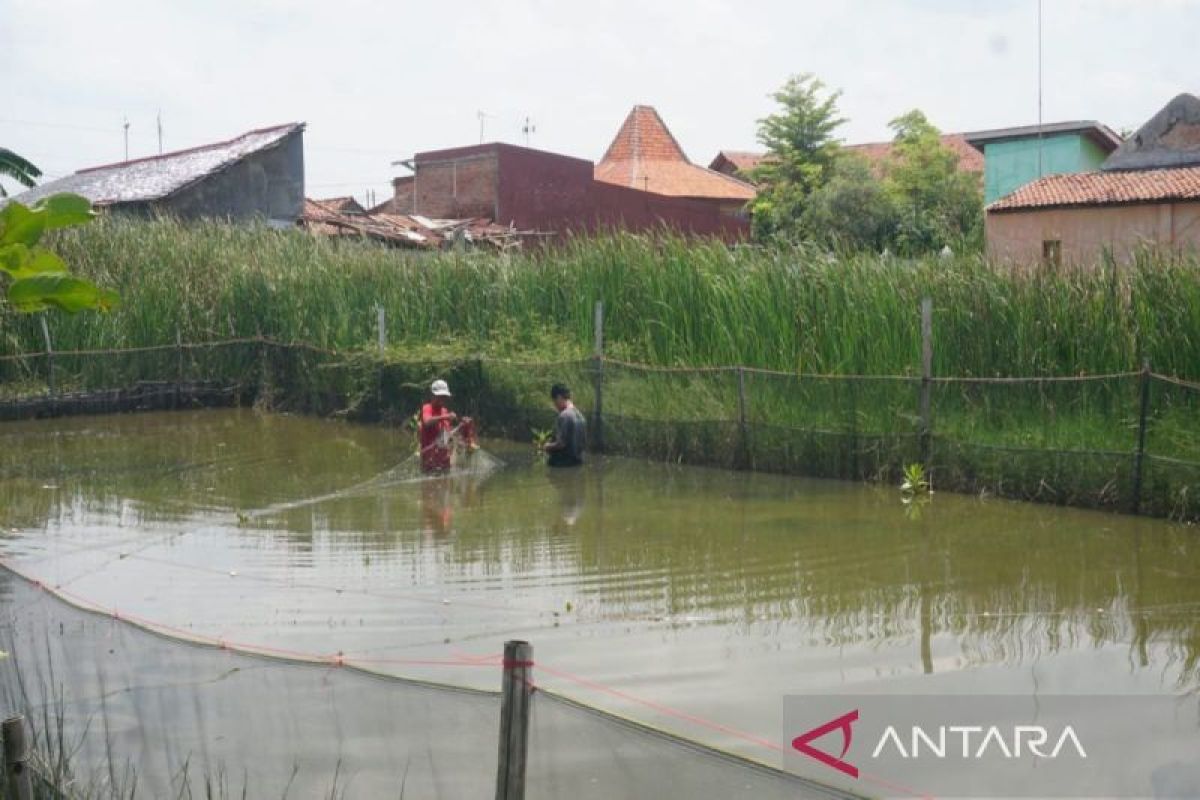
(388, 176, 415, 214)
(413, 150, 498, 219)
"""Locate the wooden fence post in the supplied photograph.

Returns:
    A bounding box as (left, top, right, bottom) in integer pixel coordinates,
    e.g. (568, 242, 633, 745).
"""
(592, 301, 604, 453)
(495, 640, 533, 800)
(175, 325, 184, 408)
(39, 315, 54, 398)
(1131, 358, 1151, 515)
(735, 366, 749, 469)
(3, 715, 33, 800)
(918, 297, 933, 465)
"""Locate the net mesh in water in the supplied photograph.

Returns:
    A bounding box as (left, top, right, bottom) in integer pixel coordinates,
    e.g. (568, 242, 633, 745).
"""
(0, 570, 849, 799)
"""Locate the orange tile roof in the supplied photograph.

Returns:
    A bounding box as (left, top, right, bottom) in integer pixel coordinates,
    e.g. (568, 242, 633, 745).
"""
(987, 166, 1200, 211)
(845, 134, 983, 173)
(596, 106, 756, 201)
(709, 150, 771, 174)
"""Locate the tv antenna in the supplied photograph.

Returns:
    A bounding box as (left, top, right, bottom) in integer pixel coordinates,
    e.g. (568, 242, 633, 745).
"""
(477, 110, 495, 144)
(522, 116, 537, 146)
(123, 116, 130, 161)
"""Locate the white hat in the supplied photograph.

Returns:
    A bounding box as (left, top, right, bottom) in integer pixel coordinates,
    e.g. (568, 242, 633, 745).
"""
(430, 379, 452, 397)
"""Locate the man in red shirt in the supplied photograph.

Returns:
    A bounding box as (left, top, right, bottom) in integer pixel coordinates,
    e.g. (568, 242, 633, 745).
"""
(419, 379, 476, 473)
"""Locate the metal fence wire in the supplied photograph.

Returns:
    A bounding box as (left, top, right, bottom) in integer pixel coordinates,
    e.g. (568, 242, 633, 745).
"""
(1, 331, 1199, 521)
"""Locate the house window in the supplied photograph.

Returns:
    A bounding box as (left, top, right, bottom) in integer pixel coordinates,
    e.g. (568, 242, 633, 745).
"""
(1042, 240, 1062, 269)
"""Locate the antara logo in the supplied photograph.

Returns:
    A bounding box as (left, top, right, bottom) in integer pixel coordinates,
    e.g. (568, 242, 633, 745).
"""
(792, 711, 1088, 779)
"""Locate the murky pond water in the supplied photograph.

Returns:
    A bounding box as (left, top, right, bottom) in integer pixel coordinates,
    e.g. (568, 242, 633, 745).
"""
(2, 408, 1199, 770)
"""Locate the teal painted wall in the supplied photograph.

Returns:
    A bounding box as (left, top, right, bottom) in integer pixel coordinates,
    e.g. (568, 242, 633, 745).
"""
(983, 134, 1103, 205)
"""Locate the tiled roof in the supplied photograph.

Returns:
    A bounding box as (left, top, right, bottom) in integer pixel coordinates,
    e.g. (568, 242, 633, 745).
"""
(987, 166, 1200, 211)
(596, 106, 756, 201)
(707, 133, 983, 181)
(709, 150, 770, 174)
(845, 134, 984, 173)
(11, 123, 303, 207)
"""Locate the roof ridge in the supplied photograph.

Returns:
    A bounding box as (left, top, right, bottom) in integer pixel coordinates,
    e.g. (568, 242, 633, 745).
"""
(77, 122, 302, 175)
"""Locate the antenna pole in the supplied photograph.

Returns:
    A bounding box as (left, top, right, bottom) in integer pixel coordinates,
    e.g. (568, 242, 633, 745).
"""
(123, 116, 130, 161)
(1037, 0, 1044, 177)
(157, 110, 163, 154)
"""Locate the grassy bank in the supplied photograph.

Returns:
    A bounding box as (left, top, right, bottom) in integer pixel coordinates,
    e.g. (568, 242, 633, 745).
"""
(1, 217, 1199, 377)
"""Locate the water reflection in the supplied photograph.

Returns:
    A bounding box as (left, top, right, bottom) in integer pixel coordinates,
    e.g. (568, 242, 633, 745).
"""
(1, 409, 1199, 693)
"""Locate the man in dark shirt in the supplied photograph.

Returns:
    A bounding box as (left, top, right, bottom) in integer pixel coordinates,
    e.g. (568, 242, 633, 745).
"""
(544, 383, 586, 467)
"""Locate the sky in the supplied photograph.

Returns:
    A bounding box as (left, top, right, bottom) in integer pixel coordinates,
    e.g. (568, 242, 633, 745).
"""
(1, 0, 1197, 204)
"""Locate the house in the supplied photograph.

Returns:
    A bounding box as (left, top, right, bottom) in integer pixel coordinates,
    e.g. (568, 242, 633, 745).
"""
(382, 106, 756, 240)
(707, 134, 984, 183)
(595, 106, 756, 220)
(10, 123, 305, 224)
(708, 151, 769, 181)
(965, 121, 1123, 205)
(985, 94, 1200, 266)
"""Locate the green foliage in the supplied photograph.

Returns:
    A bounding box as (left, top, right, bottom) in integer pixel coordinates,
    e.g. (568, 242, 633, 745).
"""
(800, 153, 898, 252)
(0, 186, 117, 313)
(900, 462, 931, 496)
(884, 110, 983, 255)
(531, 428, 553, 456)
(750, 73, 846, 241)
(7, 218, 1200, 382)
(0, 148, 42, 198)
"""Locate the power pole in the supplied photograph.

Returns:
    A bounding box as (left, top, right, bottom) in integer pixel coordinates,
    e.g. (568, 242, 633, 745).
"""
(1037, 0, 1044, 178)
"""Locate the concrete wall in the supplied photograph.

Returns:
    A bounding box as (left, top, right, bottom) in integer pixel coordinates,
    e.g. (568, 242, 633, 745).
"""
(986, 201, 1200, 267)
(983, 134, 1101, 205)
(155, 129, 305, 223)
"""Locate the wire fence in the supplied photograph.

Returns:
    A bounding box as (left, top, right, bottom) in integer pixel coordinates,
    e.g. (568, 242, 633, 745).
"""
(1, 312, 1199, 521)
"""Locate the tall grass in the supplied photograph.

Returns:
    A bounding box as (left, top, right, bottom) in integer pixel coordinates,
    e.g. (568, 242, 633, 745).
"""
(3, 217, 1199, 378)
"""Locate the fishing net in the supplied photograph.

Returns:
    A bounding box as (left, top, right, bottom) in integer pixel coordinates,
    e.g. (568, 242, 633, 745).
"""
(0, 571, 847, 799)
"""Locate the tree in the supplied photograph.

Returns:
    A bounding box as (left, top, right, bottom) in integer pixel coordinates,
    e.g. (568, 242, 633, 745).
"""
(800, 152, 898, 252)
(883, 110, 983, 255)
(0, 148, 42, 198)
(750, 73, 846, 241)
(0, 149, 117, 313)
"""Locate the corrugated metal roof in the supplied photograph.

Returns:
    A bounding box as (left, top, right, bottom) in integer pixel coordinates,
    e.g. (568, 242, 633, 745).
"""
(11, 123, 303, 207)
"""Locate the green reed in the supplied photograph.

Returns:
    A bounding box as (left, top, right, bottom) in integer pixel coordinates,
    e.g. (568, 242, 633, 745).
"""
(4, 217, 1198, 380)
